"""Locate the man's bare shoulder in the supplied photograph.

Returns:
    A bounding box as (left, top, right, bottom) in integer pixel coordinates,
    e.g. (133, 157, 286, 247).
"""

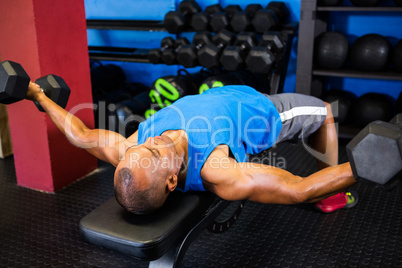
(126, 131, 138, 146)
(201, 144, 231, 186)
(206, 144, 230, 162)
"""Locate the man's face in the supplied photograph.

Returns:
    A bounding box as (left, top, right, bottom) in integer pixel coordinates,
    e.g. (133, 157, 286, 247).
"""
(119, 135, 179, 186)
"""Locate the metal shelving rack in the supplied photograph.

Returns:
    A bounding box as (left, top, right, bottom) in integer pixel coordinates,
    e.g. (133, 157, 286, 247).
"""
(295, 0, 402, 95)
(87, 19, 167, 31)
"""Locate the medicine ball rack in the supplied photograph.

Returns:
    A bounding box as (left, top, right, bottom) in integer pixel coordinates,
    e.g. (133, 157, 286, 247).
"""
(313, 69, 402, 81)
(295, 1, 402, 95)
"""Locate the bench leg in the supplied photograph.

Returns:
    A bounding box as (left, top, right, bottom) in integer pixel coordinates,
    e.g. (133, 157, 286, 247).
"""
(148, 241, 181, 268)
(149, 199, 232, 268)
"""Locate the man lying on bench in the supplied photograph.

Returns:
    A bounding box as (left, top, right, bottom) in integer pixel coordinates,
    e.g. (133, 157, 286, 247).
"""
(27, 81, 358, 214)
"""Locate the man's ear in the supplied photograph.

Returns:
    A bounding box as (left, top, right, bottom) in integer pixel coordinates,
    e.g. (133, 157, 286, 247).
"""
(166, 174, 177, 192)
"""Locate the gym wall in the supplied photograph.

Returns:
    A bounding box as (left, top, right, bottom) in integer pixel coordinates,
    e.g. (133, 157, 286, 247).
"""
(85, 0, 402, 99)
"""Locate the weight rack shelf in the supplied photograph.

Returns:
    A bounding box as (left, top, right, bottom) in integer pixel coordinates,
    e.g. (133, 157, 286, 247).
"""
(316, 7, 402, 12)
(313, 69, 402, 81)
(87, 19, 166, 31)
(88, 46, 150, 63)
(86, 19, 197, 32)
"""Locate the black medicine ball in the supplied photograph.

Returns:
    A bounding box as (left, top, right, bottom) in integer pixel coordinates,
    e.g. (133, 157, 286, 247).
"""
(314, 32, 349, 70)
(324, 89, 357, 124)
(351, 93, 395, 128)
(396, 92, 402, 114)
(350, 34, 391, 72)
(394, 0, 402, 6)
(393, 39, 402, 72)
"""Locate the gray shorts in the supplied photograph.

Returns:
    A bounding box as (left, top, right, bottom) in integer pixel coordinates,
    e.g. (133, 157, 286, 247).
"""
(265, 93, 327, 144)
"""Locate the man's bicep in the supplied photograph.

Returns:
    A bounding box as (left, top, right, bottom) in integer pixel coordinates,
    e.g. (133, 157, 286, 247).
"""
(202, 154, 303, 204)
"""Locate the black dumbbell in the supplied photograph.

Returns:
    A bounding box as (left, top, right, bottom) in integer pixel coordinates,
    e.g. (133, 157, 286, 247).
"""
(161, 37, 191, 65)
(245, 32, 286, 74)
(148, 37, 176, 64)
(252, 1, 289, 33)
(199, 70, 259, 94)
(210, 5, 242, 32)
(260, 31, 286, 54)
(145, 72, 205, 118)
(198, 29, 235, 69)
(220, 32, 258, 71)
(177, 32, 212, 68)
(267, 1, 290, 22)
(230, 4, 263, 33)
(347, 113, 402, 188)
(191, 4, 223, 32)
(0, 61, 30, 104)
(0, 61, 70, 112)
(163, 0, 201, 33)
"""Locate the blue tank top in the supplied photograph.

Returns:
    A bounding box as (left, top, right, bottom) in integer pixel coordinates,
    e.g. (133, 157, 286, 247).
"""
(137, 85, 282, 192)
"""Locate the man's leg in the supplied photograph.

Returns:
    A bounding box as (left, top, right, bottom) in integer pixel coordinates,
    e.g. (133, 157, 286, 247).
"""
(266, 93, 357, 212)
(308, 102, 358, 212)
(266, 93, 328, 145)
(309, 102, 338, 169)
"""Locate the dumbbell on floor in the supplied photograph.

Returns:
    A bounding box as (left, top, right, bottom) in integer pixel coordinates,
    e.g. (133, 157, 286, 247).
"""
(220, 32, 257, 71)
(177, 32, 212, 68)
(246, 31, 286, 74)
(161, 37, 190, 65)
(144, 71, 207, 118)
(163, 0, 201, 33)
(252, 1, 289, 33)
(0, 61, 70, 112)
(198, 29, 235, 69)
(347, 113, 402, 187)
(148, 37, 175, 64)
(210, 5, 242, 32)
(230, 4, 263, 33)
(191, 4, 223, 32)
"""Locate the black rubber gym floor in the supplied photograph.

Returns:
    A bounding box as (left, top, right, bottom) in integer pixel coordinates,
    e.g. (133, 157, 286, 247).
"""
(1, 141, 401, 268)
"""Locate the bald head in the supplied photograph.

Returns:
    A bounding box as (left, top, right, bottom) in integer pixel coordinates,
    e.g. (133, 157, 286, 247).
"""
(113, 136, 182, 214)
(114, 166, 167, 214)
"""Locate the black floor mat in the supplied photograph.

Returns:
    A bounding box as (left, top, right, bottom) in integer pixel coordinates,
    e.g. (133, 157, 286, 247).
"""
(0, 142, 401, 267)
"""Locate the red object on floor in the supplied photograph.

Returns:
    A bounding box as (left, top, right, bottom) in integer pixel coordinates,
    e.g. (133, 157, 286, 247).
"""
(315, 192, 348, 213)
(0, 0, 97, 192)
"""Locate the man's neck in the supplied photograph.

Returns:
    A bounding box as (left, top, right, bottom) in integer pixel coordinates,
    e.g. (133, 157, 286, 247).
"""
(162, 130, 188, 190)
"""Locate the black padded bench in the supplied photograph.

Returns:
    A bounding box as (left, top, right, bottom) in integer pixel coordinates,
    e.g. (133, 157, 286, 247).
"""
(80, 191, 244, 267)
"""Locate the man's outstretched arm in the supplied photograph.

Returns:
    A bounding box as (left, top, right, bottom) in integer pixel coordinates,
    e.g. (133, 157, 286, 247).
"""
(27, 82, 132, 167)
(201, 148, 357, 204)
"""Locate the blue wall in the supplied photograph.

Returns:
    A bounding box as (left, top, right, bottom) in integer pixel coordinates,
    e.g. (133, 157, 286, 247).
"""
(85, 0, 402, 100)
